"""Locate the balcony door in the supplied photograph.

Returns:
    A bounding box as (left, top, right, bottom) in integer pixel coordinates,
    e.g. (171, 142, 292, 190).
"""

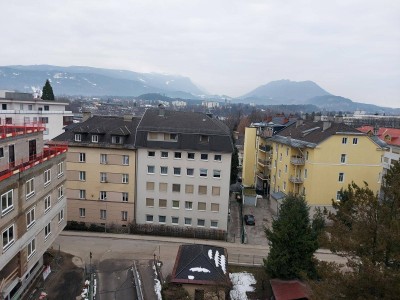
(29, 139, 37, 160)
(9, 144, 15, 168)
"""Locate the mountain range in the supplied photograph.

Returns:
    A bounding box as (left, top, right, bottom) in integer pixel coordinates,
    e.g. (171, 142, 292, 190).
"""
(0, 65, 398, 113)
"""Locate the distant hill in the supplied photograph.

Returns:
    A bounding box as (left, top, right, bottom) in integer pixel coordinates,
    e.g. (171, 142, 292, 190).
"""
(0, 65, 206, 99)
(240, 79, 331, 104)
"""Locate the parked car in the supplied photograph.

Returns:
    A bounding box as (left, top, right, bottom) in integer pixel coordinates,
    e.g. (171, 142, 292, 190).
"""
(244, 214, 255, 226)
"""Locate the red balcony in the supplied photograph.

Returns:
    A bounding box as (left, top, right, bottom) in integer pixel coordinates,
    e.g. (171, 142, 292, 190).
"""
(0, 143, 67, 181)
(0, 123, 46, 140)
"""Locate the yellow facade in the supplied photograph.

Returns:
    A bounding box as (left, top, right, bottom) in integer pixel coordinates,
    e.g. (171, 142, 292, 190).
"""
(270, 134, 384, 206)
(242, 127, 257, 187)
(66, 146, 136, 226)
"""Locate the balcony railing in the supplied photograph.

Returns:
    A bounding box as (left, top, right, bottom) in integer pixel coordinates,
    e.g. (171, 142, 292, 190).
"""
(0, 123, 46, 139)
(258, 145, 271, 152)
(290, 156, 305, 165)
(256, 171, 270, 181)
(289, 176, 304, 184)
(0, 143, 68, 181)
(257, 158, 271, 167)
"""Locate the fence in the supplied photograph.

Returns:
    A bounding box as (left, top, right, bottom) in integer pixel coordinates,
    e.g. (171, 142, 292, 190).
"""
(228, 253, 264, 266)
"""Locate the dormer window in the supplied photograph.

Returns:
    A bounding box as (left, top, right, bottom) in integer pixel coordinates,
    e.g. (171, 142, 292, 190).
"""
(74, 134, 82, 142)
(200, 135, 209, 143)
(169, 133, 177, 141)
(112, 136, 124, 144)
(92, 135, 99, 143)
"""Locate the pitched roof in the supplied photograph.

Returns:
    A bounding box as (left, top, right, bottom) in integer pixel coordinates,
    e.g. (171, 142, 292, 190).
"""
(171, 244, 230, 286)
(270, 120, 363, 148)
(357, 126, 400, 147)
(270, 279, 310, 300)
(53, 115, 140, 149)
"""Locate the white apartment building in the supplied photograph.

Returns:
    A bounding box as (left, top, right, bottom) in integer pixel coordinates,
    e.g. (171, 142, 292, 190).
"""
(0, 123, 67, 299)
(135, 107, 233, 231)
(0, 91, 73, 140)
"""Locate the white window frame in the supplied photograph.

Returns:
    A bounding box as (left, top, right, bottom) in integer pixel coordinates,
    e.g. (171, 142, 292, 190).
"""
(26, 178, 35, 199)
(100, 154, 108, 164)
(210, 220, 218, 228)
(197, 219, 205, 227)
(200, 168, 208, 177)
(122, 174, 129, 183)
(184, 218, 192, 226)
(158, 215, 166, 224)
(187, 152, 195, 160)
(214, 154, 222, 161)
(147, 165, 155, 174)
(338, 172, 344, 182)
(342, 137, 348, 144)
(122, 192, 128, 202)
(353, 138, 358, 145)
(122, 211, 128, 221)
(186, 168, 194, 176)
(161, 151, 168, 158)
(185, 201, 193, 210)
(122, 155, 129, 165)
(341, 154, 346, 164)
(174, 152, 182, 159)
(172, 200, 180, 209)
(171, 216, 179, 225)
(44, 169, 51, 186)
(146, 215, 153, 223)
(100, 209, 107, 220)
(213, 170, 221, 178)
(74, 134, 82, 142)
(160, 166, 168, 175)
(100, 191, 107, 200)
(336, 191, 342, 201)
(57, 162, 64, 177)
(27, 238, 36, 260)
(148, 151, 155, 157)
(44, 223, 51, 240)
(2, 224, 15, 251)
(26, 207, 36, 229)
(79, 208, 86, 218)
(79, 190, 86, 199)
(79, 153, 86, 162)
(100, 172, 107, 182)
(58, 209, 64, 223)
(200, 153, 208, 161)
(92, 135, 99, 143)
(79, 171, 86, 181)
(1, 190, 13, 215)
(58, 185, 64, 200)
(44, 195, 51, 213)
(173, 167, 181, 176)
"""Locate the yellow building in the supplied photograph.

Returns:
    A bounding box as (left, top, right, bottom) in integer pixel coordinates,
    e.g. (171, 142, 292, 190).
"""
(268, 118, 387, 213)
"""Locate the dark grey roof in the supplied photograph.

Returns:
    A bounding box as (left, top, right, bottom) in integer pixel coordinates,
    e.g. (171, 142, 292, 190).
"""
(171, 244, 230, 286)
(135, 108, 233, 153)
(53, 115, 140, 149)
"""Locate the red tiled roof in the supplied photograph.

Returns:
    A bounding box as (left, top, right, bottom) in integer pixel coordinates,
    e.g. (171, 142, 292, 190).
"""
(357, 126, 400, 147)
(270, 279, 310, 300)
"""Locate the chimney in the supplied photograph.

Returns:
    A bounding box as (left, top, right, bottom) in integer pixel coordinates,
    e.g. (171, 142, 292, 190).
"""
(314, 115, 321, 122)
(123, 114, 133, 121)
(322, 121, 331, 131)
(373, 124, 379, 136)
(82, 111, 92, 122)
(296, 118, 304, 127)
(158, 104, 165, 117)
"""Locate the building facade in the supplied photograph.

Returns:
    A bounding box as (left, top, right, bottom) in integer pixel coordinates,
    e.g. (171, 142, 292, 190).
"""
(53, 115, 139, 228)
(135, 108, 233, 231)
(0, 91, 73, 140)
(0, 124, 67, 300)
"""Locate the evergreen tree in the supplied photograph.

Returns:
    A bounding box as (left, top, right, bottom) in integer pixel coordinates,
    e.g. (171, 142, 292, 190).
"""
(230, 145, 239, 184)
(41, 79, 55, 100)
(264, 194, 318, 279)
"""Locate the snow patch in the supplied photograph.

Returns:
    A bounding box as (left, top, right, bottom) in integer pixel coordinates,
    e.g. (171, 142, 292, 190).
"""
(220, 255, 227, 274)
(188, 275, 194, 280)
(214, 250, 220, 267)
(229, 272, 256, 300)
(208, 249, 213, 259)
(152, 264, 162, 300)
(190, 267, 210, 273)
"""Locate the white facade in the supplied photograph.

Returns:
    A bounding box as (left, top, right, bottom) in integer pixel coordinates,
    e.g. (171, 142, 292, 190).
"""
(0, 93, 73, 140)
(136, 148, 231, 231)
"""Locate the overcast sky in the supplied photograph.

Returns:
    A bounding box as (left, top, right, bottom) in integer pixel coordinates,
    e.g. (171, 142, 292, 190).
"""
(1, 0, 399, 107)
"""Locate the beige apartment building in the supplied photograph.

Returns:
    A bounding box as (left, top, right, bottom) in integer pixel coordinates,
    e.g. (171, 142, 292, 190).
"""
(0, 123, 67, 299)
(53, 115, 139, 228)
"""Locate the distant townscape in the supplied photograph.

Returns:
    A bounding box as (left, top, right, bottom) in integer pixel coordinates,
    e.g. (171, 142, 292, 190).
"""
(0, 72, 399, 299)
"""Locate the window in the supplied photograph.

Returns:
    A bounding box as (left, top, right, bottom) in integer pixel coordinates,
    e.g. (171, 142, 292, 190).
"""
(304, 169, 308, 178)
(169, 133, 177, 141)
(174, 152, 182, 159)
(188, 152, 195, 160)
(336, 191, 342, 201)
(26, 178, 35, 198)
(172, 184, 181, 192)
(92, 135, 99, 143)
(27, 238, 36, 259)
(200, 135, 209, 143)
(1, 103, 7, 110)
(198, 202, 206, 211)
(161, 151, 168, 158)
(187, 168, 194, 176)
(1, 190, 13, 214)
(79, 190, 86, 199)
(284, 165, 288, 173)
(173, 167, 181, 175)
(122, 155, 129, 165)
(210, 220, 218, 228)
(148, 151, 155, 157)
(74, 134, 82, 142)
(160, 166, 168, 175)
(185, 201, 193, 210)
(100, 191, 107, 200)
(185, 184, 194, 194)
(26, 207, 35, 229)
(341, 154, 346, 163)
(184, 218, 192, 226)
(146, 198, 154, 207)
(100, 172, 107, 182)
(111, 136, 123, 144)
(79, 208, 86, 217)
(286, 148, 289, 156)
(283, 181, 286, 191)
(201, 153, 208, 160)
(171, 217, 179, 225)
(279, 153, 282, 162)
(353, 138, 358, 145)
(342, 137, 348, 144)
(213, 170, 221, 178)
(147, 165, 155, 174)
(57, 162, 64, 177)
(44, 105, 49, 111)
(2, 224, 15, 250)
(0, 147, 3, 158)
(211, 203, 220, 212)
(278, 170, 281, 178)
(159, 215, 166, 223)
(338, 172, 344, 182)
(197, 219, 205, 227)
(79, 171, 86, 181)
(148, 132, 158, 140)
(58, 185, 64, 200)
(198, 185, 207, 195)
(44, 223, 51, 239)
(58, 209, 64, 223)
(5, 117, 12, 124)
(159, 182, 168, 192)
(146, 215, 153, 223)
(212, 186, 220, 196)
(44, 195, 51, 213)
(100, 154, 107, 164)
(79, 153, 86, 162)
(306, 151, 309, 160)
(122, 174, 129, 183)
(122, 192, 128, 202)
(122, 211, 128, 221)
(172, 200, 180, 209)
(44, 169, 51, 186)
(159, 199, 167, 208)
(214, 154, 222, 161)
(200, 168, 208, 177)
(146, 182, 155, 190)
(100, 209, 107, 220)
